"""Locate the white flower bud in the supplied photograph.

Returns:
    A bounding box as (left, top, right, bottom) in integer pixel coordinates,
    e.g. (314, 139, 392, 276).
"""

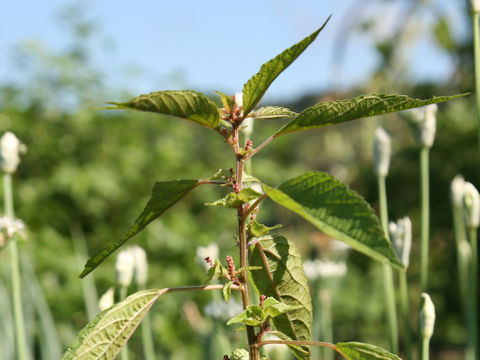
(242, 117, 254, 138)
(98, 287, 115, 311)
(0, 132, 26, 174)
(450, 175, 465, 208)
(128, 245, 148, 287)
(234, 92, 243, 108)
(373, 127, 391, 177)
(420, 292, 436, 340)
(471, 0, 480, 12)
(463, 182, 480, 229)
(389, 217, 412, 267)
(195, 243, 219, 271)
(115, 250, 135, 287)
(408, 104, 437, 148)
(0, 216, 26, 249)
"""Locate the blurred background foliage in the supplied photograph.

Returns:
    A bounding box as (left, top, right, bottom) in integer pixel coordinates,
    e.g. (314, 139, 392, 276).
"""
(0, 0, 478, 359)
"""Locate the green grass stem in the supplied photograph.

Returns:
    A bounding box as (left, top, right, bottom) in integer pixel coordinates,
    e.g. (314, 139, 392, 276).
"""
(473, 11, 480, 157)
(467, 227, 479, 360)
(420, 147, 430, 291)
(378, 174, 399, 354)
(399, 272, 412, 360)
(3, 174, 30, 360)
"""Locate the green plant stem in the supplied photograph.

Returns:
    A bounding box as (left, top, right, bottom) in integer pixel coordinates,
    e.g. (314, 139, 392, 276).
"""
(119, 285, 129, 360)
(421, 337, 429, 360)
(320, 290, 334, 360)
(137, 284, 156, 360)
(399, 272, 412, 360)
(234, 126, 260, 360)
(467, 227, 479, 360)
(420, 147, 430, 291)
(377, 174, 399, 354)
(3, 173, 29, 360)
(473, 11, 480, 157)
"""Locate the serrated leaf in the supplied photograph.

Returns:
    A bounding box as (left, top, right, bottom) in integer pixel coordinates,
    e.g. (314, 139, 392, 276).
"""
(243, 173, 261, 183)
(242, 17, 331, 116)
(262, 297, 303, 318)
(238, 187, 263, 202)
(276, 93, 467, 136)
(206, 259, 230, 282)
(250, 235, 313, 360)
(62, 289, 162, 360)
(205, 192, 240, 208)
(106, 90, 220, 129)
(223, 281, 234, 302)
(336, 342, 401, 360)
(216, 90, 235, 111)
(231, 349, 250, 360)
(252, 106, 298, 120)
(81, 179, 201, 277)
(227, 305, 264, 327)
(249, 220, 283, 237)
(262, 172, 403, 269)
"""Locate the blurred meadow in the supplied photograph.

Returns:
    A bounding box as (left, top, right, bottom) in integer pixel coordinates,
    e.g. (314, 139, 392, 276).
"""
(0, 1, 478, 359)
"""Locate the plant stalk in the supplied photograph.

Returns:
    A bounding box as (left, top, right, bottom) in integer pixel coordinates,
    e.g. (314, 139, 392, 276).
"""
(473, 11, 480, 157)
(4, 173, 30, 360)
(139, 285, 156, 360)
(421, 336, 429, 360)
(399, 272, 412, 360)
(467, 227, 479, 360)
(234, 126, 260, 360)
(119, 285, 129, 360)
(420, 147, 430, 291)
(377, 174, 399, 354)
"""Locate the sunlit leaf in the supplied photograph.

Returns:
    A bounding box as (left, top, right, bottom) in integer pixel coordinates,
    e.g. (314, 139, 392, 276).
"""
(252, 106, 298, 120)
(276, 93, 467, 135)
(250, 235, 313, 359)
(62, 290, 162, 360)
(81, 179, 202, 277)
(248, 220, 283, 237)
(336, 342, 401, 360)
(106, 90, 220, 129)
(242, 17, 331, 116)
(231, 349, 250, 360)
(262, 172, 403, 269)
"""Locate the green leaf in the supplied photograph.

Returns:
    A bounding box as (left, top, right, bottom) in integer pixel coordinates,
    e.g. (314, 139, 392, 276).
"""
(262, 172, 403, 269)
(106, 90, 220, 130)
(262, 297, 302, 318)
(249, 220, 282, 237)
(223, 281, 234, 302)
(62, 289, 162, 360)
(250, 235, 313, 360)
(276, 93, 467, 136)
(205, 192, 240, 208)
(216, 90, 235, 110)
(238, 187, 263, 202)
(231, 349, 250, 360)
(206, 259, 230, 282)
(336, 342, 401, 360)
(227, 305, 265, 327)
(242, 17, 331, 116)
(81, 179, 201, 277)
(252, 106, 298, 120)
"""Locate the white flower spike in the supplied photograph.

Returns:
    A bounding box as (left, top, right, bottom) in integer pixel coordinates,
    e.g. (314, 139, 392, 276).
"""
(98, 287, 115, 311)
(373, 127, 391, 177)
(420, 292, 436, 340)
(127, 245, 148, 287)
(0, 216, 26, 249)
(0, 132, 27, 174)
(450, 175, 466, 208)
(389, 217, 412, 267)
(408, 104, 438, 148)
(463, 182, 480, 229)
(115, 249, 135, 287)
(471, 0, 480, 13)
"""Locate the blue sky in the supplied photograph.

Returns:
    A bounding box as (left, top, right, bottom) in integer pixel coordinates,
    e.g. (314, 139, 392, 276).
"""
(0, 0, 469, 102)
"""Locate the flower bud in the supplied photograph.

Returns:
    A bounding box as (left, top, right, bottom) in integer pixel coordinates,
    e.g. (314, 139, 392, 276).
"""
(450, 175, 465, 209)
(115, 249, 135, 287)
(128, 245, 148, 287)
(420, 292, 436, 340)
(373, 127, 391, 177)
(389, 216, 412, 267)
(471, 0, 480, 13)
(407, 104, 437, 148)
(0, 216, 26, 249)
(0, 132, 26, 174)
(463, 182, 480, 229)
(98, 287, 115, 311)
